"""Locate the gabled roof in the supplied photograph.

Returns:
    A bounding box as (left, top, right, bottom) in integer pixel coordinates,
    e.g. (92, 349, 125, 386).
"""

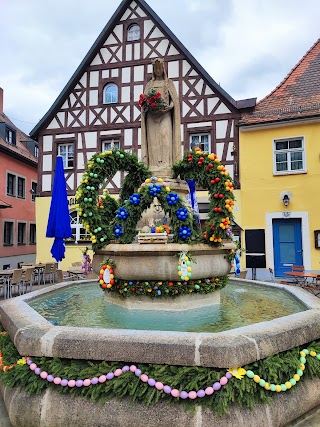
(0, 113, 38, 166)
(30, 0, 255, 138)
(240, 38, 320, 126)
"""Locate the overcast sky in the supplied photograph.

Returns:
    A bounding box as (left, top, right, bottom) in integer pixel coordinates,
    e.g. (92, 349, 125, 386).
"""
(1, 0, 320, 135)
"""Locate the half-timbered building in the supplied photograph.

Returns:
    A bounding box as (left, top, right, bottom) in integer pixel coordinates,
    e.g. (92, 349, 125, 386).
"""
(30, 0, 255, 267)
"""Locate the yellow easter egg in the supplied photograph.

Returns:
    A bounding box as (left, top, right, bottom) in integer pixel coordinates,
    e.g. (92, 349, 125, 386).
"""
(145, 178, 151, 183)
(253, 375, 260, 383)
(110, 274, 114, 279)
(157, 178, 163, 182)
(285, 382, 292, 389)
(166, 187, 171, 192)
(264, 383, 271, 390)
(100, 269, 104, 275)
(178, 271, 182, 276)
(187, 266, 192, 272)
(293, 374, 300, 381)
(99, 280, 104, 285)
(310, 351, 317, 357)
(107, 284, 112, 288)
(275, 385, 282, 392)
(185, 276, 189, 281)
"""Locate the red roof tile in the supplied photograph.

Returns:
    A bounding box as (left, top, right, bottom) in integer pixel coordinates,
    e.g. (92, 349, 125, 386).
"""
(240, 38, 320, 125)
(0, 113, 38, 164)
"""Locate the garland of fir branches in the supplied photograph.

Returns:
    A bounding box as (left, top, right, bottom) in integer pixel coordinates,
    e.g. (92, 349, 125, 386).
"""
(75, 149, 151, 251)
(1, 324, 320, 416)
(172, 148, 235, 247)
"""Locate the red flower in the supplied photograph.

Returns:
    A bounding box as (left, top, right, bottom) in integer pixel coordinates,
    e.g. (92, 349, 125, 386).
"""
(139, 93, 146, 101)
(155, 92, 161, 99)
(151, 102, 157, 109)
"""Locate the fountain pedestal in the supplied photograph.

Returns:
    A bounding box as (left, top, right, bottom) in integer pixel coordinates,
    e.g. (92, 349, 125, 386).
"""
(93, 242, 234, 311)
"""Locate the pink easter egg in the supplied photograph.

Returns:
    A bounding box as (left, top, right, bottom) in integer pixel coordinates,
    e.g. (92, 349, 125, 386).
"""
(205, 387, 214, 395)
(114, 369, 122, 377)
(171, 389, 180, 398)
(40, 371, 48, 379)
(220, 376, 228, 386)
(53, 377, 61, 385)
(130, 365, 137, 372)
(98, 375, 106, 383)
(83, 379, 91, 386)
(140, 374, 148, 383)
(30, 363, 37, 371)
(155, 382, 163, 390)
(68, 380, 76, 388)
(188, 391, 197, 400)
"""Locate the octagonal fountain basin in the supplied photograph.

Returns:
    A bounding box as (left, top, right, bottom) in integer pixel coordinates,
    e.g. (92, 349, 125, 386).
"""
(27, 280, 307, 333)
(1, 279, 320, 427)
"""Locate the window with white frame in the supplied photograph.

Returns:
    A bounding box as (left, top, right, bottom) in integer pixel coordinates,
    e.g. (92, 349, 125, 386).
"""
(127, 24, 140, 41)
(102, 139, 120, 152)
(103, 84, 118, 104)
(189, 134, 211, 153)
(58, 144, 74, 169)
(68, 211, 90, 243)
(274, 137, 305, 174)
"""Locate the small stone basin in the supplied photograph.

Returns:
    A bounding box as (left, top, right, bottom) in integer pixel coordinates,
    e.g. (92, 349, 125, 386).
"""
(93, 242, 235, 280)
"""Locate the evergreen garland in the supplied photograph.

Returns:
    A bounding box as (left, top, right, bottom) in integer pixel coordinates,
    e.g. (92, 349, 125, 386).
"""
(172, 148, 235, 247)
(1, 323, 320, 417)
(98, 276, 228, 298)
(76, 149, 151, 251)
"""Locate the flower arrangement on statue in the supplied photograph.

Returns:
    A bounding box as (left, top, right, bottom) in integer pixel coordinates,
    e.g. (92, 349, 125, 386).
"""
(80, 247, 92, 275)
(138, 88, 166, 115)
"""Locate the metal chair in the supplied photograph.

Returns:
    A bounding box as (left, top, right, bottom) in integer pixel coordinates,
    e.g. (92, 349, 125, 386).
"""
(42, 263, 54, 284)
(8, 269, 24, 298)
(22, 267, 35, 293)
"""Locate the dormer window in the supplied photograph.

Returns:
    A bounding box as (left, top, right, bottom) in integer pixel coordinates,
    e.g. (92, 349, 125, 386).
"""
(104, 84, 118, 104)
(5, 127, 16, 145)
(127, 24, 140, 41)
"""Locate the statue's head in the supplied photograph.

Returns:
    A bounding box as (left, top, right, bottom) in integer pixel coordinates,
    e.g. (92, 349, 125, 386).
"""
(152, 58, 165, 78)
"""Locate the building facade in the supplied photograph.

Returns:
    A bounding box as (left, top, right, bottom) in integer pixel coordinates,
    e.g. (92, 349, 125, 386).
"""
(0, 88, 38, 269)
(30, 0, 255, 269)
(239, 39, 320, 279)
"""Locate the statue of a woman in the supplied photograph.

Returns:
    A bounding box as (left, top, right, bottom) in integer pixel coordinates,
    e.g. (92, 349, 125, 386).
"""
(141, 58, 181, 177)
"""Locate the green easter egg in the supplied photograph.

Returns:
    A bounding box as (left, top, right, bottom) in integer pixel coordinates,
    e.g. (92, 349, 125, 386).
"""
(300, 357, 306, 364)
(280, 384, 287, 391)
(297, 369, 303, 377)
(194, 284, 200, 290)
(186, 261, 191, 266)
(83, 213, 87, 217)
(178, 266, 181, 270)
(100, 238, 104, 242)
(84, 198, 88, 202)
(89, 173, 93, 177)
(302, 349, 309, 354)
(259, 379, 266, 387)
(246, 370, 254, 379)
(187, 272, 192, 277)
(91, 186, 95, 191)
(88, 198, 92, 202)
(96, 158, 100, 163)
(100, 159, 104, 163)
(317, 354, 320, 360)
(270, 384, 276, 392)
(94, 174, 98, 178)
(289, 378, 296, 386)
(88, 212, 92, 216)
(98, 227, 102, 231)
(120, 154, 124, 158)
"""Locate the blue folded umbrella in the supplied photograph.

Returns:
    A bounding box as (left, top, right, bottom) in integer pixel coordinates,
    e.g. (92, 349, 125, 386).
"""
(46, 156, 72, 262)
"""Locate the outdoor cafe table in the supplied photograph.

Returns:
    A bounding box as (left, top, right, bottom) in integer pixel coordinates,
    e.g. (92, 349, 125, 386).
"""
(284, 271, 318, 286)
(66, 268, 85, 280)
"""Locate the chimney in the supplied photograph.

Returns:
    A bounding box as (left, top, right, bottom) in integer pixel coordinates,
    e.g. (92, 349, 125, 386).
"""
(0, 88, 3, 115)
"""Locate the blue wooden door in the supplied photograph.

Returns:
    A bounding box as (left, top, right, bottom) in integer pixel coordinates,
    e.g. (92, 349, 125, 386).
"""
(273, 219, 303, 277)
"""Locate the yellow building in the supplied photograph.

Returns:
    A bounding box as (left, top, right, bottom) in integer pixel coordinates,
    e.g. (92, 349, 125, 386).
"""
(239, 38, 320, 279)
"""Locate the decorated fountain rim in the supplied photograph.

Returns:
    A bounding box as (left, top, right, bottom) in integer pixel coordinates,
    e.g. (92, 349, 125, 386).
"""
(75, 147, 235, 252)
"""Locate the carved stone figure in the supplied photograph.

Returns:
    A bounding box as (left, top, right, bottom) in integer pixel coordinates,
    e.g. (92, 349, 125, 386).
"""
(141, 58, 181, 177)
